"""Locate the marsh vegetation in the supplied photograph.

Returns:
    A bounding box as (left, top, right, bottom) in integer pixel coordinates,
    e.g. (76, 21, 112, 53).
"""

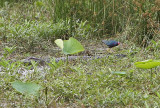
(0, 0, 160, 107)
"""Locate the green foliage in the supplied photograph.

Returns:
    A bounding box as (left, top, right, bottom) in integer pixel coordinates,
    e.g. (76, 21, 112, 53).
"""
(0, 0, 158, 49)
(0, 46, 21, 72)
(0, 58, 11, 69)
(0, 0, 160, 107)
(11, 81, 42, 96)
(55, 37, 85, 55)
(53, 0, 160, 42)
(3, 46, 16, 58)
(0, 20, 69, 51)
(35, 1, 44, 7)
(135, 59, 160, 69)
(74, 20, 93, 38)
(1, 48, 160, 107)
(147, 40, 160, 51)
(47, 58, 63, 72)
(157, 92, 160, 99)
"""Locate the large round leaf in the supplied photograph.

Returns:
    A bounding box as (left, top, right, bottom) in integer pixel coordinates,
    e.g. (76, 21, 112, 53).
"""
(11, 81, 42, 96)
(63, 37, 85, 54)
(55, 39, 63, 49)
(134, 59, 160, 69)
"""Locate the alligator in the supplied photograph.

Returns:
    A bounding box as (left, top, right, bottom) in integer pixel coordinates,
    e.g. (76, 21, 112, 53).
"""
(21, 54, 127, 66)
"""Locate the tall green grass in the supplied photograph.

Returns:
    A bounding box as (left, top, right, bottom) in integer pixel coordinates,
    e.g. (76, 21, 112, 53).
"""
(0, 0, 159, 47)
(53, 0, 160, 43)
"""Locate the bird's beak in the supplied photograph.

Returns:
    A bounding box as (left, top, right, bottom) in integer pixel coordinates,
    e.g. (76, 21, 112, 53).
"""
(118, 42, 120, 45)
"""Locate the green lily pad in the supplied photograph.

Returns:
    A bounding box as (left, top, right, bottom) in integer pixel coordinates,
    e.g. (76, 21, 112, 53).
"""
(134, 59, 160, 69)
(11, 81, 42, 96)
(111, 71, 126, 75)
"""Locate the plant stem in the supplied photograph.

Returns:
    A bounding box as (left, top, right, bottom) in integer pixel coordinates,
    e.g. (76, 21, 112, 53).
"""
(150, 69, 152, 82)
(45, 87, 48, 106)
(66, 55, 69, 65)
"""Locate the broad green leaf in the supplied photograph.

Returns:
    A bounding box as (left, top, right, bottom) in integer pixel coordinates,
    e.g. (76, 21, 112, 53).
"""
(55, 39, 63, 49)
(111, 71, 126, 75)
(11, 81, 42, 96)
(63, 37, 85, 54)
(134, 59, 160, 69)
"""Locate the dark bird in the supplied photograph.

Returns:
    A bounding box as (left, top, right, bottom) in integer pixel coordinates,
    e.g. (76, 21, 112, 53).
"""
(102, 40, 120, 48)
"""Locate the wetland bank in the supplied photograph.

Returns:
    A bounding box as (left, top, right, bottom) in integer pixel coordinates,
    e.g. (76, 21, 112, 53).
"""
(0, 0, 160, 107)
